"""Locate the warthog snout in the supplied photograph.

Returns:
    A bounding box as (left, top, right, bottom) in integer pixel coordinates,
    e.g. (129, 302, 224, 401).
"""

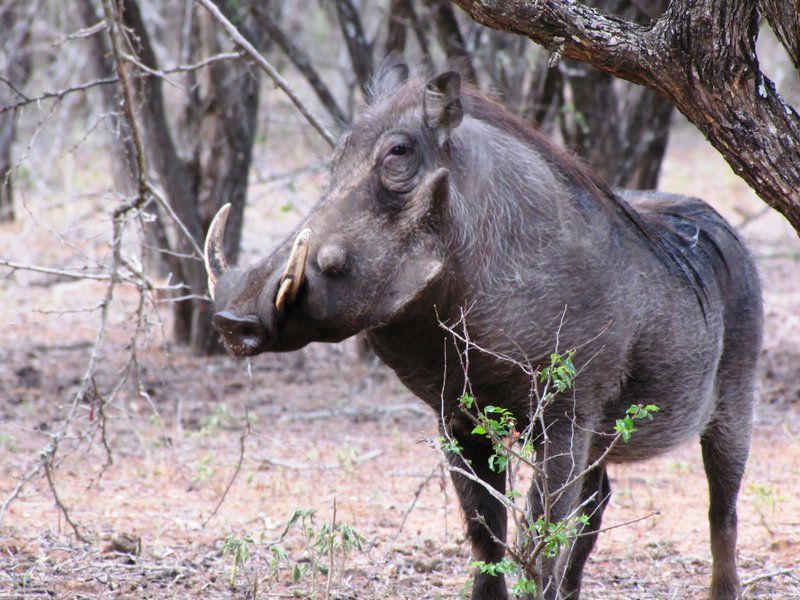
(211, 311, 266, 352)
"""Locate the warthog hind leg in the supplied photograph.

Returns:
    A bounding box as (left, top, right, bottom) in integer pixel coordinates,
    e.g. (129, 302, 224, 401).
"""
(559, 465, 611, 599)
(701, 420, 750, 600)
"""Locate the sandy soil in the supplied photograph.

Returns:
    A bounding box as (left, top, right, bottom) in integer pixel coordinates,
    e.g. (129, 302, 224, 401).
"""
(1, 119, 799, 599)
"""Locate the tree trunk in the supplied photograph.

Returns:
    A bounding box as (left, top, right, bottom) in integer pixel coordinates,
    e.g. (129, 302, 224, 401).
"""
(0, 0, 33, 222)
(385, 0, 413, 55)
(449, 0, 800, 232)
(188, 7, 264, 355)
(0, 102, 16, 222)
(117, 0, 268, 355)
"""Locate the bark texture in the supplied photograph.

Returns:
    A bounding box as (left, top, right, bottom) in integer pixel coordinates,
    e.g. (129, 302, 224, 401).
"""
(0, 0, 34, 222)
(450, 0, 800, 231)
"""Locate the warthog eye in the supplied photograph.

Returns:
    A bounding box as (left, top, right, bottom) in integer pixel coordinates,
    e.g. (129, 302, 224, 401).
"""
(378, 134, 419, 195)
(390, 144, 408, 156)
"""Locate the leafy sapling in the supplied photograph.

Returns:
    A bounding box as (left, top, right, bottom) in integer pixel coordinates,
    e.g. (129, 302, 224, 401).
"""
(222, 533, 253, 587)
(614, 404, 660, 443)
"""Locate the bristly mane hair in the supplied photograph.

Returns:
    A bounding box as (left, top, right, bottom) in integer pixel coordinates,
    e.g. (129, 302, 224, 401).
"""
(367, 68, 709, 311)
(455, 85, 709, 308)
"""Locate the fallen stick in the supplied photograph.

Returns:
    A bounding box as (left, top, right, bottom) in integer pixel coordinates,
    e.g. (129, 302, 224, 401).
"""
(260, 449, 382, 471)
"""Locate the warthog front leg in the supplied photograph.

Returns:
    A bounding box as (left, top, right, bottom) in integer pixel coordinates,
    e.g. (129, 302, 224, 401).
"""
(445, 426, 509, 600)
(524, 420, 593, 600)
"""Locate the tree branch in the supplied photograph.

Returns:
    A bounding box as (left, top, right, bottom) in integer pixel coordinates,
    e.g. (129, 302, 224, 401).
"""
(450, 0, 800, 232)
(0, 77, 115, 114)
(450, 0, 654, 86)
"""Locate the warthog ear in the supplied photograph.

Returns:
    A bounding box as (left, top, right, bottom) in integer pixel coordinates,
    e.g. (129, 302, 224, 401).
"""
(370, 61, 410, 101)
(423, 71, 463, 146)
(376, 254, 444, 321)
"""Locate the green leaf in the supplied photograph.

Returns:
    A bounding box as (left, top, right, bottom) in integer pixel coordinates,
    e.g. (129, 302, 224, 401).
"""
(511, 578, 537, 596)
(488, 453, 508, 473)
(459, 394, 475, 409)
(471, 558, 518, 577)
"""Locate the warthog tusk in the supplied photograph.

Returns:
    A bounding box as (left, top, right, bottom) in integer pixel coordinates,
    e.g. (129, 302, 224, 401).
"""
(204, 203, 232, 301)
(275, 228, 311, 312)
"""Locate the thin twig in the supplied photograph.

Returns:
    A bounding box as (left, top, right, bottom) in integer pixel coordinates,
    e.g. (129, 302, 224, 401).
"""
(0, 53, 244, 116)
(43, 455, 89, 543)
(203, 416, 250, 527)
(0, 217, 122, 530)
(389, 461, 439, 549)
(91, 377, 114, 468)
(325, 498, 337, 600)
(260, 449, 383, 471)
(580, 510, 661, 538)
(0, 258, 113, 281)
(146, 183, 203, 260)
(0, 461, 42, 525)
(0, 77, 117, 115)
(278, 403, 427, 423)
(251, 4, 348, 125)
(742, 568, 796, 587)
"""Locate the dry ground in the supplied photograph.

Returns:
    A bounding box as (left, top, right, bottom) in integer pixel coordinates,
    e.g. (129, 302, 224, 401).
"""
(1, 119, 799, 599)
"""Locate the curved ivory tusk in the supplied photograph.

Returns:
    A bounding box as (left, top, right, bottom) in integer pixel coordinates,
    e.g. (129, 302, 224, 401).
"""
(275, 228, 311, 311)
(204, 203, 232, 301)
(275, 278, 293, 313)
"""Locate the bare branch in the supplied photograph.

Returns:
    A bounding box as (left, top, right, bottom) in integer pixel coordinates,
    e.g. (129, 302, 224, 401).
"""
(195, 0, 335, 147)
(251, 5, 348, 125)
(259, 449, 383, 471)
(389, 461, 440, 548)
(0, 51, 240, 116)
(44, 455, 89, 543)
(743, 568, 798, 588)
(333, 0, 374, 97)
(278, 403, 427, 423)
(0, 258, 113, 281)
(0, 77, 118, 116)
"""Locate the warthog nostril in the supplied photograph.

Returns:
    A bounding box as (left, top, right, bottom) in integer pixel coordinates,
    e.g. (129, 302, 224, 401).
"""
(212, 312, 265, 348)
(317, 244, 347, 274)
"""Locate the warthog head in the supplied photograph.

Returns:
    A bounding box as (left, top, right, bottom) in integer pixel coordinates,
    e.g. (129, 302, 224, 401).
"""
(205, 68, 463, 356)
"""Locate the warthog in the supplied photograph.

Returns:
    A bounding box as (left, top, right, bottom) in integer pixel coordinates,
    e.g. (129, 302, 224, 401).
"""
(204, 65, 762, 599)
